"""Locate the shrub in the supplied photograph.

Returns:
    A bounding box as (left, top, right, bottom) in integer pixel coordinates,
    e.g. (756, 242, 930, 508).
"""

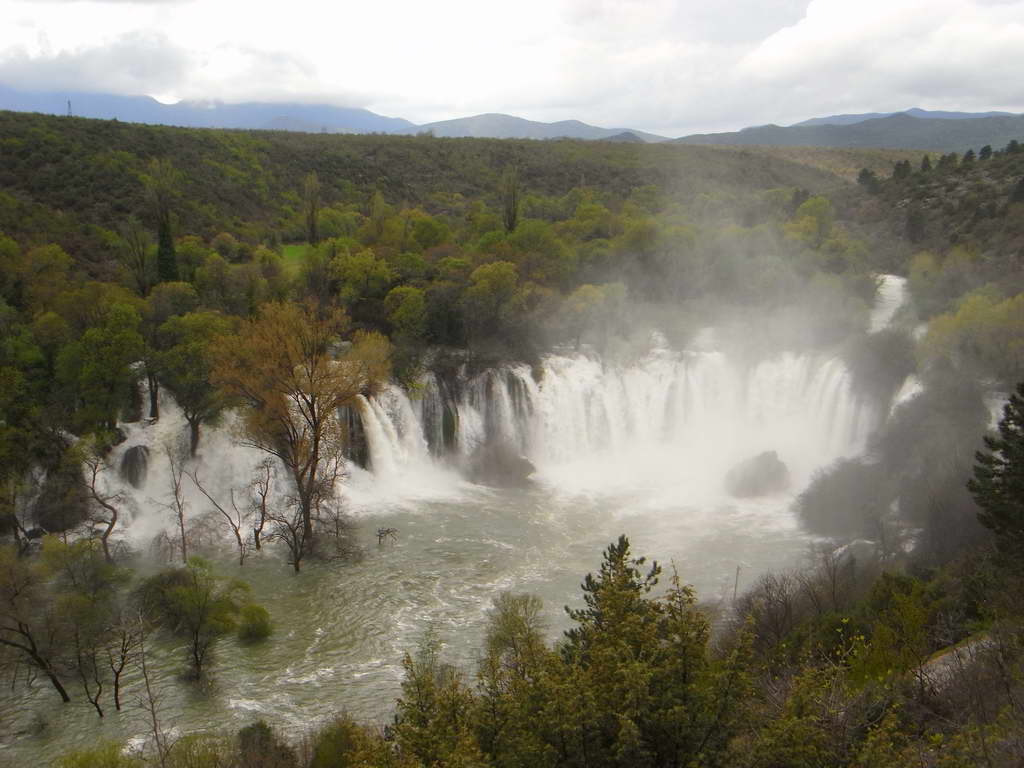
(238, 604, 273, 642)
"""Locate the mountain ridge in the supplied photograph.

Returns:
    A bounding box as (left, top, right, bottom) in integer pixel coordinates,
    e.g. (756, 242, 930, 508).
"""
(675, 113, 1024, 152)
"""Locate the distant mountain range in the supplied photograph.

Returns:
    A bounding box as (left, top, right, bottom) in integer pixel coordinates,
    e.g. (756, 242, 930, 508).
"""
(402, 113, 666, 142)
(1, 84, 1022, 151)
(0, 85, 664, 142)
(0, 84, 415, 134)
(793, 107, 1018, 127)
(674, 112, 1024, 152)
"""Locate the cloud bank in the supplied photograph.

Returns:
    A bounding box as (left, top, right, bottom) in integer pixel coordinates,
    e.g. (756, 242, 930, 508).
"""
(1, 0, 1022, 135)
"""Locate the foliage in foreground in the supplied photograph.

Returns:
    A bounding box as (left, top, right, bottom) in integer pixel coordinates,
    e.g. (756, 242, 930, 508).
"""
(50, 530, 1024, 768)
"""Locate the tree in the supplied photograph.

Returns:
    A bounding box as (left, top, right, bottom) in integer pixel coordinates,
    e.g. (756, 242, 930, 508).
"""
(212, 302, 390, 554)
(41, 536, 130, 717)
(118, 216, 155, 297)
(856, 168, 880, 193)
(56, 302, 144, 433)
(144, 158, 181, 283)
(304, 172, 321, 246)
(157, 311, 234, 455)
(189, 469, 252, 566)
(0, 542, 72, 702)
(161, 445, 190, 565)
(502, 164, 522, 233)
(140, 557, 248, 678)
(920, 154, 933, 173)
(77, 437, 126, 563)
(968, 382, 1024, 563)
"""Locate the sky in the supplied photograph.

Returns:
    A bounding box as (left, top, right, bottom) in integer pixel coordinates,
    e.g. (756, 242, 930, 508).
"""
(2, 0, 1024, 136)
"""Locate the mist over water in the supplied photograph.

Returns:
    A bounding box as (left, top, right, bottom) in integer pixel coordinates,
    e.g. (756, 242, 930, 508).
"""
(0, 279, 908, 762)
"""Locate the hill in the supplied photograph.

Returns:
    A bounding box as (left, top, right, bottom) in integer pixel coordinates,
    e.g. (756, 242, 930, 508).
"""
(0, 84, 415, 134)
(676, 113, 1024, 152)
(0, 109, 842, 261)
(836, 139, 1024, 275)
(700, 145, 931, 182)
(405, 113, 666, 142)
(795, 107, 1018, 128)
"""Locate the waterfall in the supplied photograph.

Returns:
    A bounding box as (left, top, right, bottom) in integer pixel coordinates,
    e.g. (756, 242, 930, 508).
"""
(90, 275, 909, 524)
(870, 274, 907, 332)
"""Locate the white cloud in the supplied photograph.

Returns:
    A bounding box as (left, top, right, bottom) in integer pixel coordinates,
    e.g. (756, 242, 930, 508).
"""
(0, 0, 1022, 135)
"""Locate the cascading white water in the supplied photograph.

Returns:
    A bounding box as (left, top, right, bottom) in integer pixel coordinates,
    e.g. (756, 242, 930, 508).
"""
(91, 275, 912, 528)
(870, 273, 907, 332)
(349, 277, 909, 507)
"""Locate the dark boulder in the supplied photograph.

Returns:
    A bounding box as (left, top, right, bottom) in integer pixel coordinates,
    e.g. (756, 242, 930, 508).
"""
(724, 450, 790, 497)
(467, 441, 536, 488)
(119, 445, 150, 488)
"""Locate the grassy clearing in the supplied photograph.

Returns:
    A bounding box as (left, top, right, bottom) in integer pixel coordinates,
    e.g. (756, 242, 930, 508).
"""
(281, 244, 308, 277)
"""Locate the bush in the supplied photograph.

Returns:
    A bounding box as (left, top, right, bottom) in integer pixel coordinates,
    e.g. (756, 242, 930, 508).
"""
(238, 604, 273, 642)
(308, 715, 384, 768)
(238, 721, 297, 768)
(794, 458, 889, 539)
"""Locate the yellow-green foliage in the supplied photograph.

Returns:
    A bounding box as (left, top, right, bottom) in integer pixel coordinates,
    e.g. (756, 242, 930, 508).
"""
(921, 291, 1024, 384)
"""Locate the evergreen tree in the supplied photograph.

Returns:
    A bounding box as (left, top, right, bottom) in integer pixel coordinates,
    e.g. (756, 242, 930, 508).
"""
(857, 168, 880, 193)
(968, 382, 1024, 563)
(501, 164, 521, 234)
(144, 158, 180, 282)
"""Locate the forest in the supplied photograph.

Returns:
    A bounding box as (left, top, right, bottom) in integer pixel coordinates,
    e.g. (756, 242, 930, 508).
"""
(2, 109, 1024, 766)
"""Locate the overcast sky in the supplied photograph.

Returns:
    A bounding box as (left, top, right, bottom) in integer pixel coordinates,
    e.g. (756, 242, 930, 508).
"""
(2, 0, 1023, 135)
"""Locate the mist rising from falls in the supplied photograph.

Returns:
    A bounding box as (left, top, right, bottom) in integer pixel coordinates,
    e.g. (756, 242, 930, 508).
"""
(352, 275, 908, 509)
(98, 275, 908, 530)
(352, 345, 873, 509)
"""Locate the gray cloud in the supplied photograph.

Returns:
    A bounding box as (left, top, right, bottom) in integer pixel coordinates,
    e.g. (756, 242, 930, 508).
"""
(0, 31, 188, 94)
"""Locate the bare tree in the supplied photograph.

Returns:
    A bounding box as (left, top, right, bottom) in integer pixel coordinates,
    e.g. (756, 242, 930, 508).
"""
(79, 440, 124, 564)
(137, 615, 173, 768)
(249, 458, 274, 551)
(188, 470, 251, 566)
(160, 444, 189, 564)
(314, 496, 360, 561)
(71, 623, 106, 717)
(105, 609, 140, 712)
(266, 500, 308, 573)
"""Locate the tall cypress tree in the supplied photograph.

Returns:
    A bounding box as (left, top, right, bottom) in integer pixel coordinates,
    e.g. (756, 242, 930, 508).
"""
(146, 158, 179, 282)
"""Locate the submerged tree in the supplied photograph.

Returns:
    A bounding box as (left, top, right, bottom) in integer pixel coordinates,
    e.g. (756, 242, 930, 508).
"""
(212, 302, 390, 555)
(77, 437, 125, 564)
(140, 557, 249, 679)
